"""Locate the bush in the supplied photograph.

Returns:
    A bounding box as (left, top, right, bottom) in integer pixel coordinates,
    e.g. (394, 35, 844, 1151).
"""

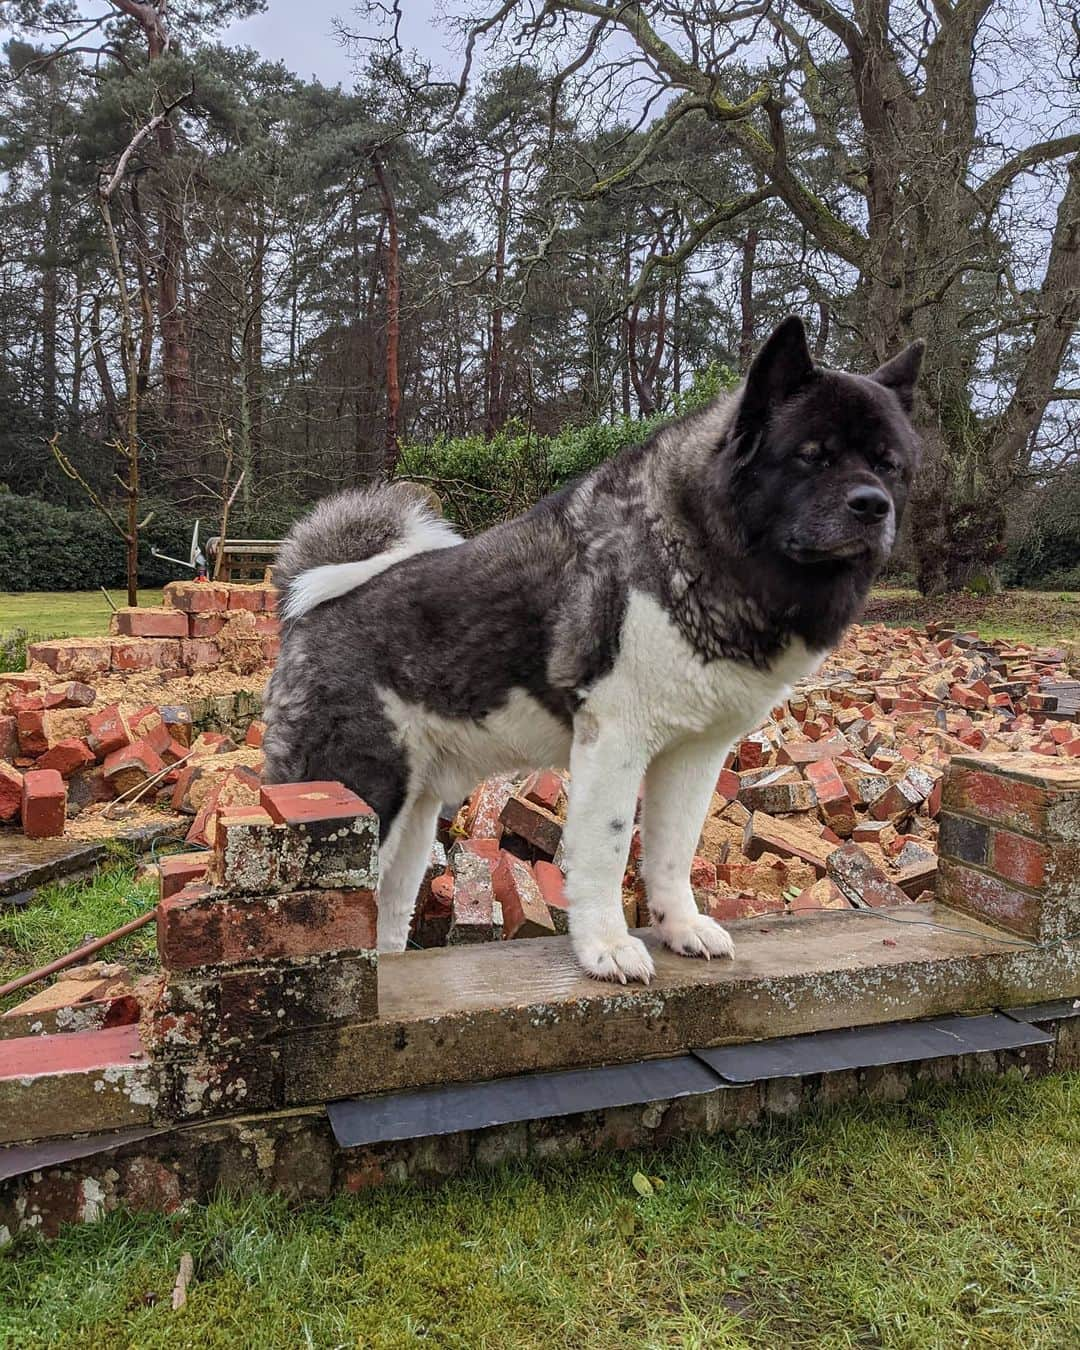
(396, 363, 738, 534)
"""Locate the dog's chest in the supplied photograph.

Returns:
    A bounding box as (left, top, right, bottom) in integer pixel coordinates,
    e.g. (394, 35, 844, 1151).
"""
(594, 589, 823, 748)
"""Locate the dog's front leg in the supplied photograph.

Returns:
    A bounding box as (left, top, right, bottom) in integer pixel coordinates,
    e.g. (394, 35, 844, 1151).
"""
(563, 716, 654, 984)
(641, 735, 736, 961)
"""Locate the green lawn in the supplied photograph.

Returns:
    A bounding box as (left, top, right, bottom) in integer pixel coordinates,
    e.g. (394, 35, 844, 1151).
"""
(865, 588, 1080, 645)
(2, 1072, 1077, 1347)
(0, 856, 160, 1011)
(0, 590, 164, 641)
(2, 588, 1077, 650)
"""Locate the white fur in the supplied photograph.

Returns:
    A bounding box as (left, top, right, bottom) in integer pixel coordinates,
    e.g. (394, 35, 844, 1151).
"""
(280, 509, 462, 621)
(375, 587, 825, 984)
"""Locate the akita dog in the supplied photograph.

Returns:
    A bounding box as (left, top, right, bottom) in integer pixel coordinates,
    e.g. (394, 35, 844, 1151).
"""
(263, 316, 923, 983)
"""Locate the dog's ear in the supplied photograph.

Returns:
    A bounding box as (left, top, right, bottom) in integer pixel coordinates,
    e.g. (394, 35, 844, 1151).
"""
(871, 340, 924, 413)
(731, 315, 814, 452)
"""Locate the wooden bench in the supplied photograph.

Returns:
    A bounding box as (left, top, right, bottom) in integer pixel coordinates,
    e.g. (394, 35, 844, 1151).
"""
(206, 538, 279, 583)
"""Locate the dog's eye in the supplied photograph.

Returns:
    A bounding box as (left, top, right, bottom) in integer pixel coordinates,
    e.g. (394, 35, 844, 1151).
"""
(874, 453, 899, 475)
(796, 440, 827, 465)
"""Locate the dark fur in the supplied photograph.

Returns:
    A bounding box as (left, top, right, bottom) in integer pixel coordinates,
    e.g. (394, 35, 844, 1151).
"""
(263, 318, 923, 838)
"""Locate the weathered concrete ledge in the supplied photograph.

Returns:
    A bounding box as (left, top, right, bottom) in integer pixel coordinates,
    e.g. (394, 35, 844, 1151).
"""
(286, 903, 1080, 1101)
(4, 902, 1076, 1147)
(2, 1012, 1075, 1240)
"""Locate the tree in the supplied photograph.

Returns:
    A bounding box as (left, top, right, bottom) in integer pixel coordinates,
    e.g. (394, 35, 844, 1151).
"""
(447, 0, 1080, 592)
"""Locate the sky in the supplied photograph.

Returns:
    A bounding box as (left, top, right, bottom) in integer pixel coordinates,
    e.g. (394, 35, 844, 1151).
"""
(225, 0, 452, 87)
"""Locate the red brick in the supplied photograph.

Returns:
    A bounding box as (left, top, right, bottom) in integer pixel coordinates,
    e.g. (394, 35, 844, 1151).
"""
(260, 781, 373, 826)
(826, 843, 910, 908)
(789, 878, 850, 911)
(21, 768, 66, 838)
(27, 638, 111, 678)
(937, 858, 1043, 938)
(743, 811, 835, 873)
(449, 850, 495, 943)
(102, 739, 166, 797)
(777, 736, 850, 767)
(462, 774, 515, 840)
(707, 891, 783, 921)
(804, 759, 856, 836)
(15, 710, 48, 756)
(532, 860, 568, 932)
(499, 795, 563, 856)
(739, 768, 816, 814)
(36, 738, 95, 778)
(689, 855, 717, 892)
(180, 639, 221, 670)
(492, 852, 557, 939)
(156, 884, 378, 971)
(159, 851, 210, 899)
(189, 614, 225, 638)
(110, 638, 182, 672)
(187, 767, 262, 847)
(226, 585, 265, 612)
(163, 580, 229, 613)
(0, 761, 22, 822)
(942, 754, 1080, 839)
(112, 606, 189, 639)
(737, 738, 766, 770)
(0, 715, 16, 761)
(244, 720, 265, 749)
(523, 769, 565, 815)
(991, 829, 1047, 890)
(715, 768, 740, 802)
(49, 681, 96, 709)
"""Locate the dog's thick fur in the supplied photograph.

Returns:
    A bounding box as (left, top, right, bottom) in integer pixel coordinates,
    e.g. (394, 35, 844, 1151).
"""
(263, 317, 923, 983)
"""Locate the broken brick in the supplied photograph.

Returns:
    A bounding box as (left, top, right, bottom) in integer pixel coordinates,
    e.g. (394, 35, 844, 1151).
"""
(0, 761, 23, 822)
(103, 739, 166, 798)
(35, 738, 96, 778)
(826, 843, 910, 908)
(499, 794, 563, 857)
(492, 852, 557, 939)
(21, 768, 67, 839)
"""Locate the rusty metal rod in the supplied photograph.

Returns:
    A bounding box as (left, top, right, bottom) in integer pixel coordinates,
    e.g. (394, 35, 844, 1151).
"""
(0, 910, 155, 1002)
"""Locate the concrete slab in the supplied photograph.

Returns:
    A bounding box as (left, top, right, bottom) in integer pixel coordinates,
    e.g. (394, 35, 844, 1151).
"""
(0, 820, 183, 901)
(282, 903, 1080, 1103)
(0, 1024, 155, 1145)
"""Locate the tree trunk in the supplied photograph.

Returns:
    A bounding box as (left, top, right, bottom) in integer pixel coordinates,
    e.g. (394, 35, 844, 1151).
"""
(738, 225, 758, 371)
(486, 150, 512, 438)
(371, 153, 401, 474)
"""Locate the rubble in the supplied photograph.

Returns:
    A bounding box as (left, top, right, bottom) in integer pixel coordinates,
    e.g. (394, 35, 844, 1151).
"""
(409, 621, 1077, 944)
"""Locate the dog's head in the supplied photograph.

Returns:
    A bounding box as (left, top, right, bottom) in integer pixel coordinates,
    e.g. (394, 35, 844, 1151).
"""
(724, 316, 923, 573)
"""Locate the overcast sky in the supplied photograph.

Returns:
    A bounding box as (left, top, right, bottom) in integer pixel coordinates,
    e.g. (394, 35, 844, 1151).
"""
(225, 0, 452, 86)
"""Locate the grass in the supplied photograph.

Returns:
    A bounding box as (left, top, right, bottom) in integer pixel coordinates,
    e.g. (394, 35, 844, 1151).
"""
(0, 590, 164, 642)
(2, 588, 1078, 654)
(1, 1071, 1078, 1347)
(866, 588, 1080, 645)
(0, 856, 159, 1010)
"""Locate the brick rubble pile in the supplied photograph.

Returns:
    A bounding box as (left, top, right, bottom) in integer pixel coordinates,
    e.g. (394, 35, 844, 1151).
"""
(410, 622, 1078, 943)
(0, 581, 276, 839)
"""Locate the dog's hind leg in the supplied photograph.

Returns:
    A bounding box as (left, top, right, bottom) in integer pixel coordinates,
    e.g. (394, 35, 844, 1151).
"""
(640, 735, 736, 961)
(563, 717, 654, 984)
(376, 789, 441, 952)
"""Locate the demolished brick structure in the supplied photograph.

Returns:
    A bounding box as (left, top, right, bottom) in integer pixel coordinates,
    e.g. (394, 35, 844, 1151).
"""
(0, 580, 276, 841)
(1, 754, 1079, 1235)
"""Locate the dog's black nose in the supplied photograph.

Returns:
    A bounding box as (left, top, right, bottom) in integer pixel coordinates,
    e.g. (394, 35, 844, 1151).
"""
(846, 486, 890, 522)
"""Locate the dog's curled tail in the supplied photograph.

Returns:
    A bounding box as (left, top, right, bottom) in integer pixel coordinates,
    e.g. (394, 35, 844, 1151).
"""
(275, 483, 462, 621)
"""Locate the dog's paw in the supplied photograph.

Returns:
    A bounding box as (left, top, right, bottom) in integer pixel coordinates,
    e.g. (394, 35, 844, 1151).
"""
(574, 932, 656, 985)
(655, 911, 735, 961)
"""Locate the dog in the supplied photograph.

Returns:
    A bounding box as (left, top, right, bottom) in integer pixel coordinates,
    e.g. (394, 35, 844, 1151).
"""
(263, 316, 923, 983)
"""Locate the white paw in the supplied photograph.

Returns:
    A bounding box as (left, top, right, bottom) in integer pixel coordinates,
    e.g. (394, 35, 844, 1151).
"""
(654, 911, 735, 961)
(574, 932, 656, 985)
